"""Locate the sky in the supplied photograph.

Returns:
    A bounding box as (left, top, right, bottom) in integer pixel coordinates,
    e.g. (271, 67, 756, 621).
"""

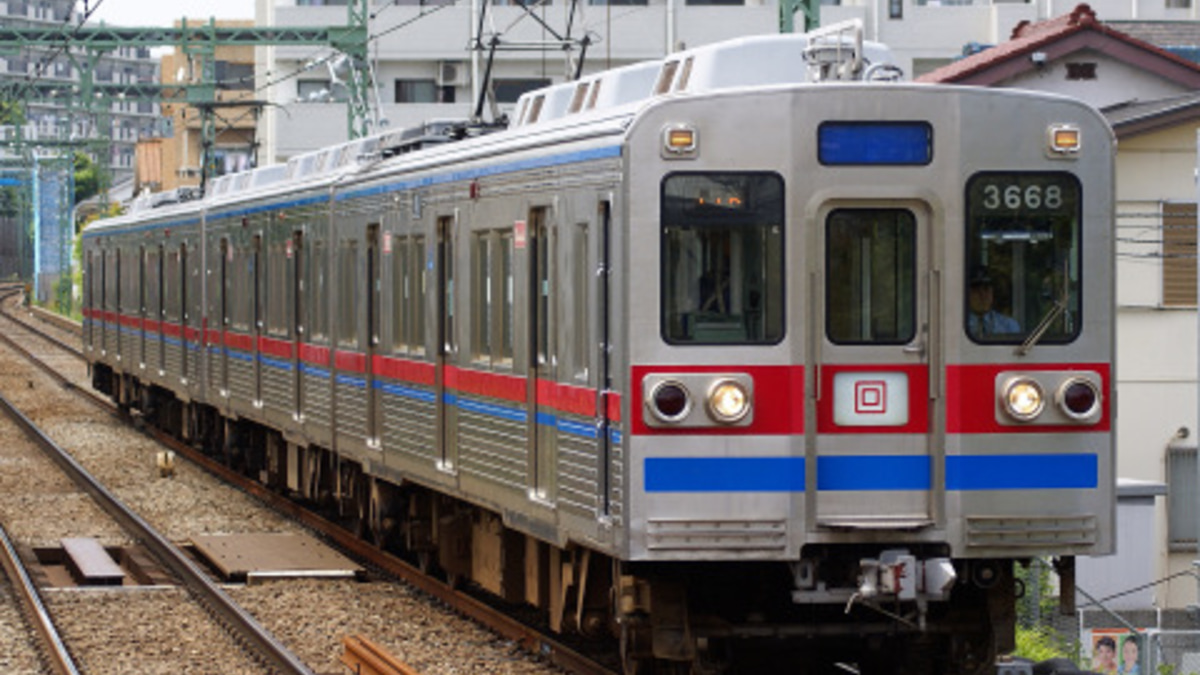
(86, 0, 255, 27)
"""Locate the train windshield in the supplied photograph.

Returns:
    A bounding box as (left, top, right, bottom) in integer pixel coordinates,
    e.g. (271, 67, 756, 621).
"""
(965, 172, 1082, 345)
(660, 172, 784, 345)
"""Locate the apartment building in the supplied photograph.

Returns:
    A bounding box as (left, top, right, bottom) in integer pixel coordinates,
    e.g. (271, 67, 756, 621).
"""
(0, 0, 160, 183)
(254, 0, 781, 164)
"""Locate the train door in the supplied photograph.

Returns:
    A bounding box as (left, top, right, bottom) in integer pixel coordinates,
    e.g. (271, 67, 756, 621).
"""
(811, 204, 939, 529)
(366, 224, 381, 446)
(179, 243, 188, 382)
(215, 236, 230, 398)
(435, 215, 457, 471)
(86, 251, 95, 349)
(597, 201, 614, 516)
(139, 245, 147, 368)
(157, 244, 166, 373)
(252, 233, 263, 405)
(292, 231, 305, 419)
(528, 207, 556, 501)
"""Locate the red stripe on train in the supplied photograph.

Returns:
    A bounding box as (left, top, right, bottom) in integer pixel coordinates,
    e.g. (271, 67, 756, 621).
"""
(335, 350, 366, 373)
(258, 336, 293, 359)
(630, 365, 804, 436)
(945, 362, 1111, 433)
(373, 355, 436, 386)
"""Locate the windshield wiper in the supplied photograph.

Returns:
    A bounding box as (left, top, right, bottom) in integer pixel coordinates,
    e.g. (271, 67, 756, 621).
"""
(1016, 298, 1066, 356)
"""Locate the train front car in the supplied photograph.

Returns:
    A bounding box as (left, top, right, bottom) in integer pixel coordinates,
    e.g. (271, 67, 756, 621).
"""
(619, 79, 1114, 672)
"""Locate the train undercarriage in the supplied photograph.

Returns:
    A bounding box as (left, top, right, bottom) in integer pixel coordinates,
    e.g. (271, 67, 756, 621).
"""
(98, 363, 1019, 675)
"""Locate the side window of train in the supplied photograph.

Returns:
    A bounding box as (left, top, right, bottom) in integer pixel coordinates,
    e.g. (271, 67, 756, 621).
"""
(660, 172, 785, 345)
(413, 235, 427, 356)
(468, 227, 515, 367)
(392, 234, 409, 354)
(825, 209, 917, 345)
(964, 172, 1082, 344)
(471, 230, 492, 364)
(310, 239, 329, 344)
(338, 239, 359, 348)
(572, 221, 589, 381)
(267, 237, 288, 338)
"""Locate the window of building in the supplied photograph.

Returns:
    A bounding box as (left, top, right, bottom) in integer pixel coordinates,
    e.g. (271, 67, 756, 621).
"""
(494, 78, 551, 104)
(1168, 445, 1198, 550)
(216, 61, 254, 91)
(588, 0, 648, 5)
(394, 79, 454, 104)
(889, 0, 902, 18)
(1162, 202, 1198, 307)
(298, 79, 345, 102)
(685, 0, 744, 5)
(1166, 0, 1191, 8)
(1065, 62, 1097, 80)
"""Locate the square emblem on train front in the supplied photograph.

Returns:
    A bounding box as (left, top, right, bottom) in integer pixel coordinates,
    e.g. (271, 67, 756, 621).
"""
(833, 372, 909, 426)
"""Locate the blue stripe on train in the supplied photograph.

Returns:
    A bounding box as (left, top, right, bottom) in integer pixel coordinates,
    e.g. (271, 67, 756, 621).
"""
(644, 454, 1099, 492)
(645, 457, 807, 492)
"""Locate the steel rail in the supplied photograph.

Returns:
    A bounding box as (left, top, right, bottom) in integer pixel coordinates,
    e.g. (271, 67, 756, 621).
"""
(0, 325, 315, 675)
(0, 517, 80, 675)
(0, 291, 618, 675)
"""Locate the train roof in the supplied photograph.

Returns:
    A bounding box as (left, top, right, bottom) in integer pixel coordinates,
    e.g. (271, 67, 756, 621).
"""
(81, 21, 905, 238)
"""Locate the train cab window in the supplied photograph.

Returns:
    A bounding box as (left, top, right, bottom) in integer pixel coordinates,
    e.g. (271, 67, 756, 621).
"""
(826, 209, 916, 344)
(965, 172, 1081, 344)
(661, 172, 784, 345)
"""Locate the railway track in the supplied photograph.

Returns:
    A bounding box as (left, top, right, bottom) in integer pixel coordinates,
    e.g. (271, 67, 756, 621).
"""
(0, 292, 311, 674)
(0, 288, 618, 675)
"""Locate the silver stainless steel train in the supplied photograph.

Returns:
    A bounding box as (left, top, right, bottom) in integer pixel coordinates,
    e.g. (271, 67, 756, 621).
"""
(81, 24, 1115, 675)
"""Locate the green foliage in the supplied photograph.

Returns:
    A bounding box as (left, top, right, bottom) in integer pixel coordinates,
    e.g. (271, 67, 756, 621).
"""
(73, 153, 100, 206)
(1014, 625, 1078, 664)
(1016, 558, 1060, 628)
(0, 99, 24, 126)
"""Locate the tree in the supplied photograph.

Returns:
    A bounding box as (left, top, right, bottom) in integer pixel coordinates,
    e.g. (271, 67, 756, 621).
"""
(73, 152, 100, 206)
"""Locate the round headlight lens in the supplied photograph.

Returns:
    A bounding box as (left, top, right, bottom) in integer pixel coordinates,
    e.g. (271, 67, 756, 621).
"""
(1058, 378, 1100, 420)
(707, 380, 751, 424)
(1004, 379, 1045, 421)
(650, 381, 690, 423)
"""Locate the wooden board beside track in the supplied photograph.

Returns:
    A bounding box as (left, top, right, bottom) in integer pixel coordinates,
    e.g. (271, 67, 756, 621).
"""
(190, 533, 362, 581)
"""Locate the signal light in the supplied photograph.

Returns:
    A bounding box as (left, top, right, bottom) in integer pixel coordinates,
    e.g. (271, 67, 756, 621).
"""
(1003, 378, 1045, 422)
(1048, 124, 1080, 155)
(649, 381, 690, 423)
(662, 125, 698, 157)
(1057, 378, 1101, 421)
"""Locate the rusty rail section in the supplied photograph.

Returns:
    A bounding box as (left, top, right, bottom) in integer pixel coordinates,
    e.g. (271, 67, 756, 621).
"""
(341, 635, 421, 675)
(0, 520, 80, 675)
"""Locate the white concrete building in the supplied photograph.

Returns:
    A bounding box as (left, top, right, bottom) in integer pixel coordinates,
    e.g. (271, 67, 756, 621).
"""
(254, 0, 780, 165)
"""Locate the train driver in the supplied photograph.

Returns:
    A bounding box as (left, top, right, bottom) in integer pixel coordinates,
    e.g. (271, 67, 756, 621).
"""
(967, 266, 1020, 337)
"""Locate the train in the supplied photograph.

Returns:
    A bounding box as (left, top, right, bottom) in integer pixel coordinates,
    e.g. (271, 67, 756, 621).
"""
(81, 22, 1115, 675)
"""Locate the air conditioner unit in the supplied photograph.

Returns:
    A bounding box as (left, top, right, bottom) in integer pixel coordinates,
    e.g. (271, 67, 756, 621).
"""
(436, 61, 466, 87)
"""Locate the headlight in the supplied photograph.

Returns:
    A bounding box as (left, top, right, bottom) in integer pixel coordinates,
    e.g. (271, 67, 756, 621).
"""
(648, 380, 691, 424)
(1003, 378, 1045, 421)
(707, 379, 751, 424)
(1057, 377, 1101, 421)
